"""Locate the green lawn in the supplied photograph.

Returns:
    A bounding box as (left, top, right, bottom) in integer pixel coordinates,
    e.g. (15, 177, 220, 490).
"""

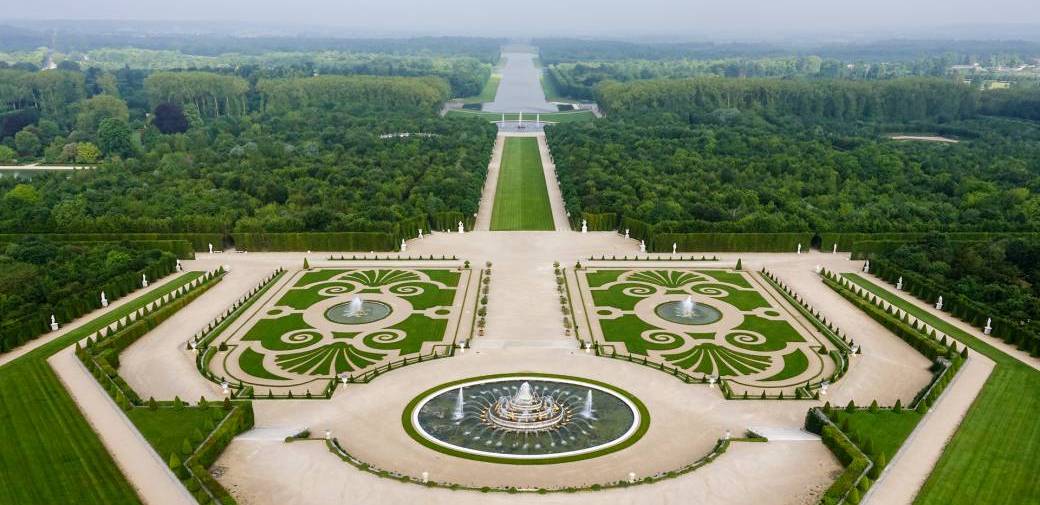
(0, 272, 201, 505)
(128, 406, 228, 464)
(458, 75, 500, 104)
(445, 109, 596, 123)
(843, 273, 1040, 505)
(490, 137, 555, 231)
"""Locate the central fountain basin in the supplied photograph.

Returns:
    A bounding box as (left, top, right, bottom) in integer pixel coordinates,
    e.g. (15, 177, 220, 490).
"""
(654, 299, 723, 325)
(324, 299, 392, 324)
(404, 374, 648, 464)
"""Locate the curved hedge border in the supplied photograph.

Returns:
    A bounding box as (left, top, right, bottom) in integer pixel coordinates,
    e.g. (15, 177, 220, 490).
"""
(400, 372, 650, 465)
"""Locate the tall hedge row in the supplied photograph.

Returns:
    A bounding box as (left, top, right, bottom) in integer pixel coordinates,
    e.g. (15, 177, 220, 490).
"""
(869, 259, 1040, 354)
(231, 232, 396, 252)
(0, 252, 177, 353)
(0, 233, 223, 253)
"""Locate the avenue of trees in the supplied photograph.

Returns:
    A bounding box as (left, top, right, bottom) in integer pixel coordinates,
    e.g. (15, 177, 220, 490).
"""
(874, 234, 1040, 354)
(0, 238, 176, 351)
(545, 114, 1040, 234)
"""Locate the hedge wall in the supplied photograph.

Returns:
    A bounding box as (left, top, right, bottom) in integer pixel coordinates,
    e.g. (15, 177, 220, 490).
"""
(0, 252, 178, 353)
(0, 233, 223, 252)
(231, 232, 396, 252)
(868, 258, 1039, 354)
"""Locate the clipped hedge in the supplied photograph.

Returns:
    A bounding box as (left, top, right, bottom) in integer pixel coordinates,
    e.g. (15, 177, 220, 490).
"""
(82, 270, 225, 406)
(0, 233, 223, 252)
(231, 232, 396, 252)
(652, 232, 812, 253)
(0, 252, 178, 353)
(185, 403, 255, 504)
(572, 212, 617, 232)
(868, 258, 1039, 353)
(823, 274, 952, 361)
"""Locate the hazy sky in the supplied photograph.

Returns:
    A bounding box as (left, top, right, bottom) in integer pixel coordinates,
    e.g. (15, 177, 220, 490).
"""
(4, 0, 1039, 38)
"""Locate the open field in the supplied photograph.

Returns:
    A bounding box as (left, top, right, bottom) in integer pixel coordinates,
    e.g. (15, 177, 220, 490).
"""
(0, 272, 201, 505)
(489, 137, 555, 231)
(844, 273, 1040, 505)
(445, 109, 596, 123)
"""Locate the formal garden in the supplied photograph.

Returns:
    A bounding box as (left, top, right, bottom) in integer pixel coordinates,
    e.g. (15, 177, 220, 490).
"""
(206, 267, 476, 395)
(573, 267, 841, 394)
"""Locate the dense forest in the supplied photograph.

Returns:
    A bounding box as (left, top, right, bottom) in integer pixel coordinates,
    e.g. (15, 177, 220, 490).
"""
(0, 238, 176, 351)
(0, 58, 496, 237)
(545, 115, 1040, 233)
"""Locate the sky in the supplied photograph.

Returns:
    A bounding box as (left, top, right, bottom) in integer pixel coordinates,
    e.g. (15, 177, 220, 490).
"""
(2, 0, 1039, 39)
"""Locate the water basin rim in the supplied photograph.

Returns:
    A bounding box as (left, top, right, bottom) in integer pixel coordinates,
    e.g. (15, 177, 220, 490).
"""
(406, 373, 648, 462)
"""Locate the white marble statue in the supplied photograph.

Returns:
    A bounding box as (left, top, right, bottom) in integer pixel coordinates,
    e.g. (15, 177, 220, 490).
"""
(581, 219, 588, 233)
(101, 291, 108, 307)
(863, 260, 870, 273)
(401, 239, 407, 252)
(797, 243, 802, 254)
(672, 242, 677, 254)
(624, 228, 630, 239)
(935, 296, 944, 310)
(832, 243, 838, 254)
(418, 228, 424, 239)
(984, 318, 993, 335)
(896, 276, 903, 290)
(639, 240, 646, 254)
(141, 273, 149, 288)
(208, 242, 213, 254)
(457, 221, 464, 234)
(50, 314, 58, 331)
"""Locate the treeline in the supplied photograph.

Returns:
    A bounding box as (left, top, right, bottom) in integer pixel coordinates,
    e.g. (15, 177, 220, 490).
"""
(535, 37, 1040, 65)
(545, 115, 1040, 234)
(870, 234, 1040, 355)
(2, 50, 493, 99)
(0, 237, 177, 351)
(0, 25, 503, 62)
(979, 87, 1040, 121)
(543, 58, 1005, 101)
(258, 75, 450, 114)
(596, 77, 977, 122)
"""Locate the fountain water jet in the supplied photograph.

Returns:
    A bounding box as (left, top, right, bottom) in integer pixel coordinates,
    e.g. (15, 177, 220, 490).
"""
(452, 387, 465, 421)
(580, 390, 594, 419)
(347, 295, 365, 317)
(678, 296, 696, 318)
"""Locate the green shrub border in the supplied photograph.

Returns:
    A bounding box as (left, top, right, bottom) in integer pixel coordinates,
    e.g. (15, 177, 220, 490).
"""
(400, 372, 650, 465)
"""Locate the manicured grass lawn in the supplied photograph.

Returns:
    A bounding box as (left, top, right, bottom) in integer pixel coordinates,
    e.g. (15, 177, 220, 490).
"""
(830, 409, 923, 462)
(445, 109, 596, 123)
(128, 406, 228, 464)
(458, 75, 500, 104)
(843, 273, 1040, 505)
(0, 272, 201, 505)
(490, 137, 555, 231)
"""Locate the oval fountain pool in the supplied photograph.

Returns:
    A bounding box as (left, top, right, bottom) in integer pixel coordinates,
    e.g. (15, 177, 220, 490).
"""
(404, 374, 648, 464)
(655, 298, 723, 325)
(324, 298, 391, 324)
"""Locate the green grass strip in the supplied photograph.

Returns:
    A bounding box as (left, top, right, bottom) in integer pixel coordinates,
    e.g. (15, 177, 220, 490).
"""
(0, 272, 202, 505)
(490, 137, 555, 231)
(842, 273, 1040, 505)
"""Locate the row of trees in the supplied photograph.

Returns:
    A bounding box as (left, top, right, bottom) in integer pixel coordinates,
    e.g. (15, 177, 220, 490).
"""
(0, 237, 176, 351)
(257, 75, 450, 115)
(595, 77, 979, 123)
(876, 235, 1040, 345)
(144, 71, 250, 119)
(544, 114, 1040, 233)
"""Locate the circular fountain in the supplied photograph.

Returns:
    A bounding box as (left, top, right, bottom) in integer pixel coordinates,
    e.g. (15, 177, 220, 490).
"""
(484, 382, 568, 432)
(405, 374, 648, 463)
(324, 295, 392, 324)
(655, 296, 722, 325)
